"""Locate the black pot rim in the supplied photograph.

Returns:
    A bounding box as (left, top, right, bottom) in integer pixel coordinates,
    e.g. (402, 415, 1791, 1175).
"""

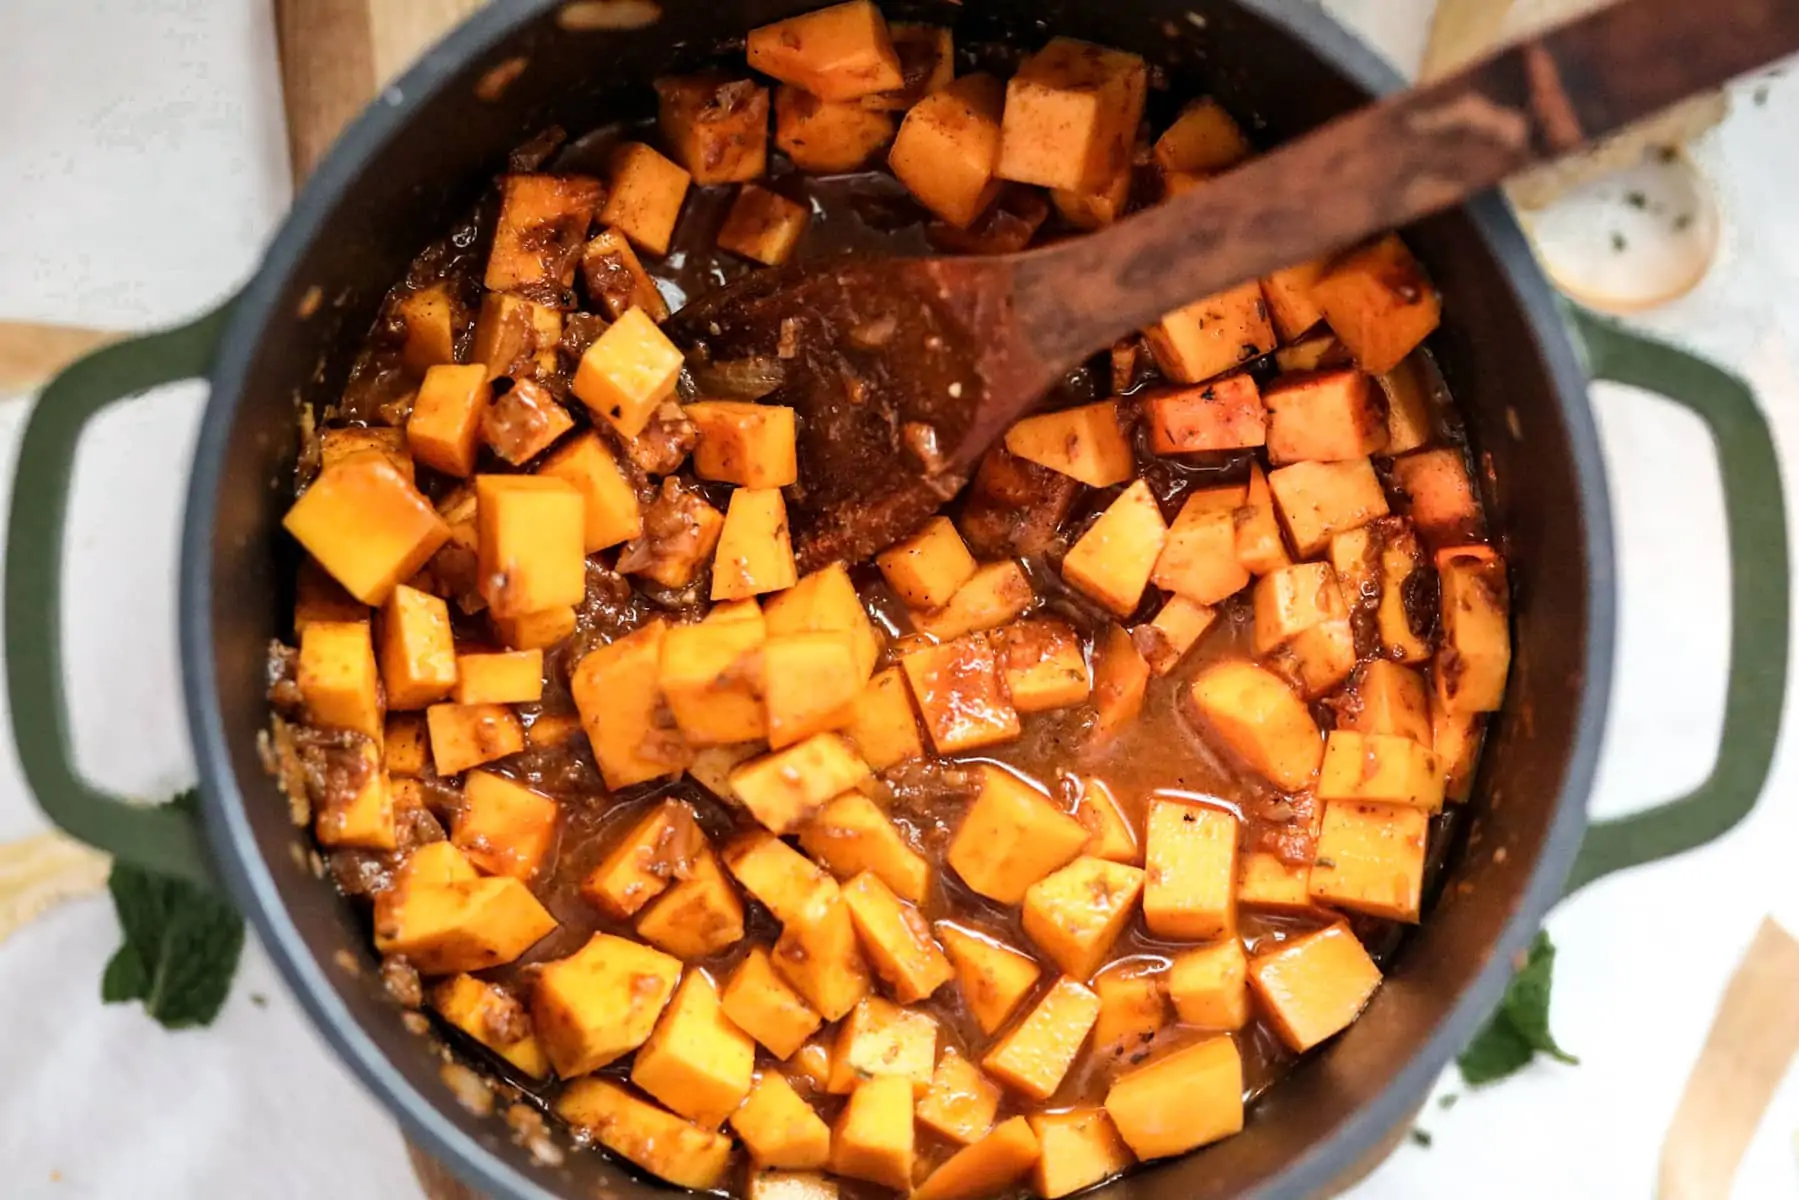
(179, 2, 1615, 1197)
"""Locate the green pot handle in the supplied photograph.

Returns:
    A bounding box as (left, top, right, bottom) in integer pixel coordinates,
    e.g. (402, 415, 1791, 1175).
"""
(1563, 307, 1789, 895)
(5, 303, 233, 889)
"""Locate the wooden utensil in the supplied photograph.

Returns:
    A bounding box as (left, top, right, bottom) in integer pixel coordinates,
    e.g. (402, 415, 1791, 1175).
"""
(669, 0, 1799, 570)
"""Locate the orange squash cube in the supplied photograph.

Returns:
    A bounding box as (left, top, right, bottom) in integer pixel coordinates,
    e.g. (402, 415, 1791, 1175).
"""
(799, 790, 928, 903)
(1092, 965, 1167, 1056)
(841, 871, 954, 1003)
(1137, 595, 1218, 677)
(481, 378, 573, 466)
(1154, 494, 1251, 605)
(581, 798, 704, 919)
(912, 1117, 1042, 1200)
(396, 284, 456, 377)
(535, 430, 643, 552)
(685, 401, 798, 489)
(1236, 463, 1292, 576)
(572, 620, 692, 788)
(1264, 368, 1388, 464)
(1313, 234, 1442, 374)
(1252, 562, 1349, 655)
(909, 560, 1035, 642)
(1022, 856, 1146, 980)
(1433, 692, 1485, 803)
(580, 228, 670, 322)
(730, 733, 872, 835)
(469, 291, 562, 381)
(1145, 281, 1277, 385)
(713, 487, 799, 601)
(1051, 161, 1133, 231)
(1267, 458, 1389, 558)
(1392, 447, 1482, 546)
(554, 1079, 732, 1191)
(1188, 660, 1322, 791)
(1376, 352, 1435, 454)
(1248, 922, 1382, 1051)
(829, 1075, 915, 1190)
(1002, 401, 1134, 488)
(314, 743, 395, 850)
(425, 702, 524, 775)
(1153, 97, 1250, 175)
(1030, 1109, 1135, 1199)
(1277, 333, 1348, 373)
(484, 173, 603, 293)
(659, 617, 767, 747)
(600, 142, 692, 257)
(1319, 730, 1445, 812)
(1143, 799, 1237, 941)
(407, 363, 492, 478)
(284, 453, 451, 605)
(452, 771, 559, 879)
(723, 947, 824, 1061)
(1308, 801, 1428, 922)
(1062, 480, 1168, 618)
(655, 74, 768, 185)
(320, 426, 414, 484)
(373, 872, 556, 976)
(773, 889, 872, 1022)
(1260, 259, 1329, 342)
(865, 22, 954, 110)
(1068, 777, 1141, 865)
(294, 556, 367, 633)
(572, 306, 684, 439)
(492, 604, 575, 652)
(1168, 939, 1249, 1030)
(718, 185, 810, 267)
(763, 563, 880, 678)
(532, 932, 682, 1077)
(1143, 375, 1266, 455)
(775, 86, 895, 172)
(889, 73, 1006, 228)
(1105, 1036, 1243, 1160)
(763, 631, 865, 749)
(827, 997, 934, 1093)
(982, 977, 1102, 1101)
(901, 634, 1021, 754)
(453, 649, 542, 705)
(937, 922, 1042, 1035)
(431, 974, 549, 1078)
(724, 831, 838, 926)
(299, 619, 383, 739)
(1091, 622, 1151, 744)
(993, 617, 1091, 713)
(385, 713, 429, 776)
(732, 1072, 832, 1169)
(633, 846, 742, 960)
(631, 969, 757, 1128)
(844, 667, 925, 770)
(474, 474, 585, 618)
(1341, 659, 1432, 745)
(1437, 546, 1510, 713)
(748, 0, 903, 102)
(876, 516, 977, 610)
(947, 765, 1088, 905)
(997, 38, 1146, 193)
(1237, 850, 1314, 913)
(917, 1048, 1002, 1145)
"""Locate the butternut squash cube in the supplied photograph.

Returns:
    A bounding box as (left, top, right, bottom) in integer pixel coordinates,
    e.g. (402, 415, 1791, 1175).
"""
(1143, 800, 1237, 941)
(998, 38, 1146, 193)
(913, 1116, 1042, 1200)
(636, 852, 744, 960)
(1252, 562, 1349, 656)
(1168, 939, 1249, 1030)
(532, 932, 682, 1077)
(581, 799, 703, 919)
(710, 487, 798, 602)
(474, 474, 585, 617)
(1154, 495, 1251, 605)
(901, 634, 1021, 753)
(284, 453, 451, 605)
(864, 22, 954, 110)
(320, 426, 415, 484)
(407, 364, 491, 478)
(842, 871, 953, 1003)
(718, 184, 810, 267)
(1320, 730, 1445, 812)
(889, 73, 1006, 228)
(1276, 333, 1348, 374)
(655, 74, 768, 185)
(555, 1079, 733, 1191)
(1261, 259, 1329, 342)
(876, 516, 976, 610)
(299, 620, 383, 738)
(1145, 281, 1277, 385)
(947, 766, 1087, 904)
(1067, 777, 1140, 865)
(572, 619, 693, 789)
(395, 284, 456, 376)
(600, 142, 691, 257)
(1313, 234, 1441, 374)
(983, 977, 1102, 1101)
(425, 702, 525, 775)
(1376, 352, 1435, 454)
(1237, 846, 1316, 913)
(1153, 97, 1250, 176)
(773, 889, 871, 1021)
(1062, 480, 1168, 618)
(910, 560, 1035, 641)
(1051, 160, 1133, 230)
(1237, 463, 1292, 575)
(762, 632, 864, 750)
(484, 173, 602, 293)
(800, 791, 928, 903)
(1143, 375, 1266, 454)
(314, 743, 395, 850)
(764, 563, 880, 678)
(732, 1072, 832, 1169)
(937, 922, 1042, 1035)
(775, 86, 895, 172)
(723, 947, 824, 1060)
(917, 1049, 1002, 1145)
(391, 840, 479, 888)
(536, 430, 642, 552)
(723, 832, 839, 926)
(1022, 857, 1146, 980)
(431, 974, 549, 1078)
(658, 617, 767, 747)
(1433, 692, 1484, 803)
(386, 713, 429, 776)
(748, 0, 904, 102)
(1091, 622, 1150, 743)
(1342, 660, 1432, 746)
(1092, 965, 1167, 1056)
(830, 1075, 915, 1190)
(1105, 1036, 1243, 1159)
(1308, 801, 1428, 922)
(481, 378, 573, 466)
(1267, 457, 1389, 558)
(1003, 401, 1134, 488)
(1264, 368, 1388, 464)
(1437, 546, 1510, 713)
(827, 995, 938, 1093)
(748, 1171, 839, 1200)
(525, 712, 582, 751)
(1274, 615, 1358, 699)
(1137, 595, 1218, 677)
(631, 969, 756, 1128)
(844, 667, 925, 770)
(470, 291, 562, 380)
(1374, 523, 1433, 664)
(572, 306, 684, 439)
(373, 874, 556, 975)
(1030, 1109, 1135, 1199)
(452, 771, 558, 879)
(993, 617, 1091, 713)
(1188, 661, 1321, 791)
(619, 481, 724, 589)
(959, 443, 1081, 558)
(681, 402, 797, 490)
(581, 228, 670, 322)
(687, 740, 761, 803)
(493, 604, 576, 652)
(452, 649, 542, 706)
(1248, 922, 1382, 1051)
(1392, 448, 1481, 549)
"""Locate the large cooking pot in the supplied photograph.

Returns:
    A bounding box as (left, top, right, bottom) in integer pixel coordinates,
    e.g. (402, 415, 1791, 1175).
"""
(7, 1, 1789, 1196)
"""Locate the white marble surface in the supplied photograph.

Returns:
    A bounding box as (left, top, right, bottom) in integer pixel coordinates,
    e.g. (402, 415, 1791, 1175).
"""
(0, 1, 1794, 1196)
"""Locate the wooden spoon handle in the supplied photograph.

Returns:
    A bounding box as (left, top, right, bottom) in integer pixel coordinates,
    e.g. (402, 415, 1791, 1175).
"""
(1011, 0, 1799, 359)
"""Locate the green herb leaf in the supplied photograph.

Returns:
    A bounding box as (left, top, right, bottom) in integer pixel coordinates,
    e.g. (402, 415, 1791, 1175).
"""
(100, 791, 245, 1030)
(1456, 931, 1577, 1086)
(1409, 1128, 1434, 1148)
(1456, 1010, 1535, 1085)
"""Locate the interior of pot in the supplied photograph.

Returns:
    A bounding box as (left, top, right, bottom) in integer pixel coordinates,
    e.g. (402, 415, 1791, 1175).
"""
(185, 1, 1608, 1197)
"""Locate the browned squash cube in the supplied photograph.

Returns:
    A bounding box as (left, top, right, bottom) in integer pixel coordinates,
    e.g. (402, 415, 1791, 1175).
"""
(946, 765, 1088, 904)
(1263, 368, 1389, 464)
(294, 556, 367, 632)
(1142, 799, 1237, 941)
(930, 185, 1053, 255)
(484, 173, 604, 293)
(475, 474, 586, 617)
(937, 921, 1042, 1035)
(1069, 776, 1141, 865)
(1062, 480, 1168, 618)
(571, 306, 685, 439)
(659, 616, 767, 746)
(686, 401, 799, 489)
(1154, 495, 1251, 606)
(377, 585, 456, 712)
(524, 711, 583, 750)
(718, 184, 810, 267)
(581, 798, 705, 919)
(911, 1117, 1042, 1200)
(1433, 692, 1484, 803)
(1188, 661, 1322, 791)
(958, 444, 1080, 558)
(748, 0, 904, 102)
(1092, 966, 1167, 1055)
(900, 634, 1021, 754)
(536, 430, 643, 552)
(1136, 595, 1218, 677)
(774, 888, 872, 1021)
(730, 733, 872, 835)
(572, 620, 693, 789)
(470, 291, 563, 380)
(799, 791, 928, 903)
(1261, 260, 1329, 344)
(1168, 939, 1249, 1031)
(1372, 522, 1433, 664)
(775, 85, 896, 172)
(713, 487, 799, 601)
(1051, 161, 1133, 231)
(532, 932, 682, 1077)
(1091, 622, 1151, 744)
(1266, 458, 1389, 558)
(877, 516, 977, 610)
(889, 73, 1006, 228)
(1153, 97, 1251, 176)
(1143, 375, 1266, 454)
(844, 667, 925, 771)
(600, 142, 692, 257)
(1308, 801, 1428, 922)
(723, 947, 824, 1061)
(1319, 730, 1445, 812)
(1252, 562, 1348, 655)
(580, 228, 670, 322)
(1145, 281, 1277, 385)
(732, 1073, 832, 1169)
(1030, 1109, 1136, 1199)
(407, 363, 491, 478)
(385, 713, 429, 776)
(917, 1048, 1002, 1145)
(1022, 856, 1145, 980)
(619, 480, 725, 589)
(1437, 545, 1511, 713)
(453, 770, 559, 879)
(1276, 333, 1349, 373)
(287, 447, 451, 606)
(431, 974, 549, 1078)
(481, 378, 573, 466)
(631, 968, 757, 1128)
(1104, 1036, 1243, 1160)
(314, 742, 394, 850)
(829, 1075, 915, 1190)
(321, 426, 414, 485)
(1003, 401, 1134, 487)
(997, 38, 1147, 193)
(396, 284, 456, 377)
(1340, 659, 1432, 746)
(655, 74, 769, 185)
(1248, 922, 1382, 1051)
(909, 560, 1035, 642)
(556, 1079, 732, 1191)
(1391, 447, 1483, 546)
(1376, 351, 1434, 454)
(841, 872, 954, 1003)
(1237, 463, 1293, 576)
(982, 977, 1102, 1101)
(993, 617, 1091, 713)
(425, 702, 525, 775)
(1313, 234, 1442, 374)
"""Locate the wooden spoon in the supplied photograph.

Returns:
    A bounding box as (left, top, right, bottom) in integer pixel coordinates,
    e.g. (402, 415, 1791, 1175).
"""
(671, 0, 1799, 570)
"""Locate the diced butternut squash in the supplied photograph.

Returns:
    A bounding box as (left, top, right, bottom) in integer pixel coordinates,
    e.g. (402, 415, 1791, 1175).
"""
(1153, 97, 1250, 175)
(407, 364, 491, 477)
(484, 173, 602, 293)
(1168, 940, 1249, 1030)
(1392, 452, 1481, 554)
(373, 872, 555, 975)
(764, 563, 880, 678)
(425, 702, 525, 775)
(842, 871, 953, 1003)
(1091, 965, 1167, 1056)
(732, 1072, 832, 1169)
(747, 1170, 839, 1200)
(581, 228, 670, 322)
(1022, 856, 1145, 980)
(1433, 692, 1484, 803)
(452, 771, 558, 879)
(582, 799, 704, 919)
(762, 631, 865, 749)
(748, 0, 904, 101)
(1276, 333, 1348, 373)
(572, 306, 684, 439)
(298, 620, 383, 739)
(1142, 800, 1236, 942)
(900, 633, 1021, 753)
(687, 741, 761, 803)
(1261, 259, 1329, 342)
(937, 922, 1043, 1035)
(431, 974, 548, 1078)
(1144, 375, 1266, 454)
(1313, 234, 1441, 374)
(1064, 777, 1139, 865)
(1237, 842, 1317, 913)
(1030, 1109, 1135, 1199)
(473, 474, 585, 618)
(1252, 562, 1348, 655)
(284, 453, 451, 605)
(730, 734, 872, 837)
(1051, 160, 1133, 230)
(889, 73, 1006, 228)
(555, 1078, 733, 1191)
(947, 766, 1088, 904)
(828, 995, 938, 1093)
(912, 1117, 1041, 1200)
(1145, 281, 1277, 385)
(917, 1049, 1003, 1144)
(525, 711, 582, 750)
(656, 74, 769, 185)
(1308, 801, 1428, 922)
(982, 977, 1102, 1101)
(1373, 522, 1433, 664)
(633, 849, 738, 958)
(396, 285, 456, 377)
(1236, 463, 1292, 575)
(469, 291, 562, 380)
(844, 667, 925, 770)
(452, 649, 542, 706)
(659, 616, 767, 747)
(959, 443, 1082, 558)
(619, 481, 725, 589)
(865, 22, 954, 109)
(482, 378, 573, 465)
(320, 426, 414, 483)
(1272, 613, 1358, 700)
(1264, 368, 1388, 464)
(829, 1075, 915, 1190)
(1105, 1036, 1243, 1160)
(631, 969, 756, 1128)
(536, 430, 643, 552)
(571, 620, 693, 789)
(1342, 659, 1432, 745)
(1003, 402, 1134, 488)
(1136, 595, 1217, 677)
(685, 400, 799, 489)
(1319, 730, 1445, 812)
(724, 947, 824, 1060)
(531, 932, 682, 1077)
(1248, 922, 1382, 1051)
(1376, 352, 1435, 454)
(1062, 480, 1168, 618)
(600, 142, 691, 257)
(1188, 661, 1321, 791)
(876, 517, 976, 609)
(712, 487, 799, 602)
(718, 184, 810, 266)
(1437, 546, 1510, 713)
(998, 38, 1146, 193)
(386, 713, 428, 776)
(776, 85, 896, 172)
(1154, 494, 1251, 605)
(1091, 622, 1150, 743)
(774, 889, 873, 1021)
(800, 791, 928, 903)
(993, 617, 1092, 713)
(1267, 457, 1389, 558)
(314, 742, 395, 850)
(910, 560, 1035, 642)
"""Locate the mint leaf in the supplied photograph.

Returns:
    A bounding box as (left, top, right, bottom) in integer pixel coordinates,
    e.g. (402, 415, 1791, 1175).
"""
(1456, 931, 1577, 1086)
(1456, 1011, 1534, 1085)
(100, 791, 245, 1030)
